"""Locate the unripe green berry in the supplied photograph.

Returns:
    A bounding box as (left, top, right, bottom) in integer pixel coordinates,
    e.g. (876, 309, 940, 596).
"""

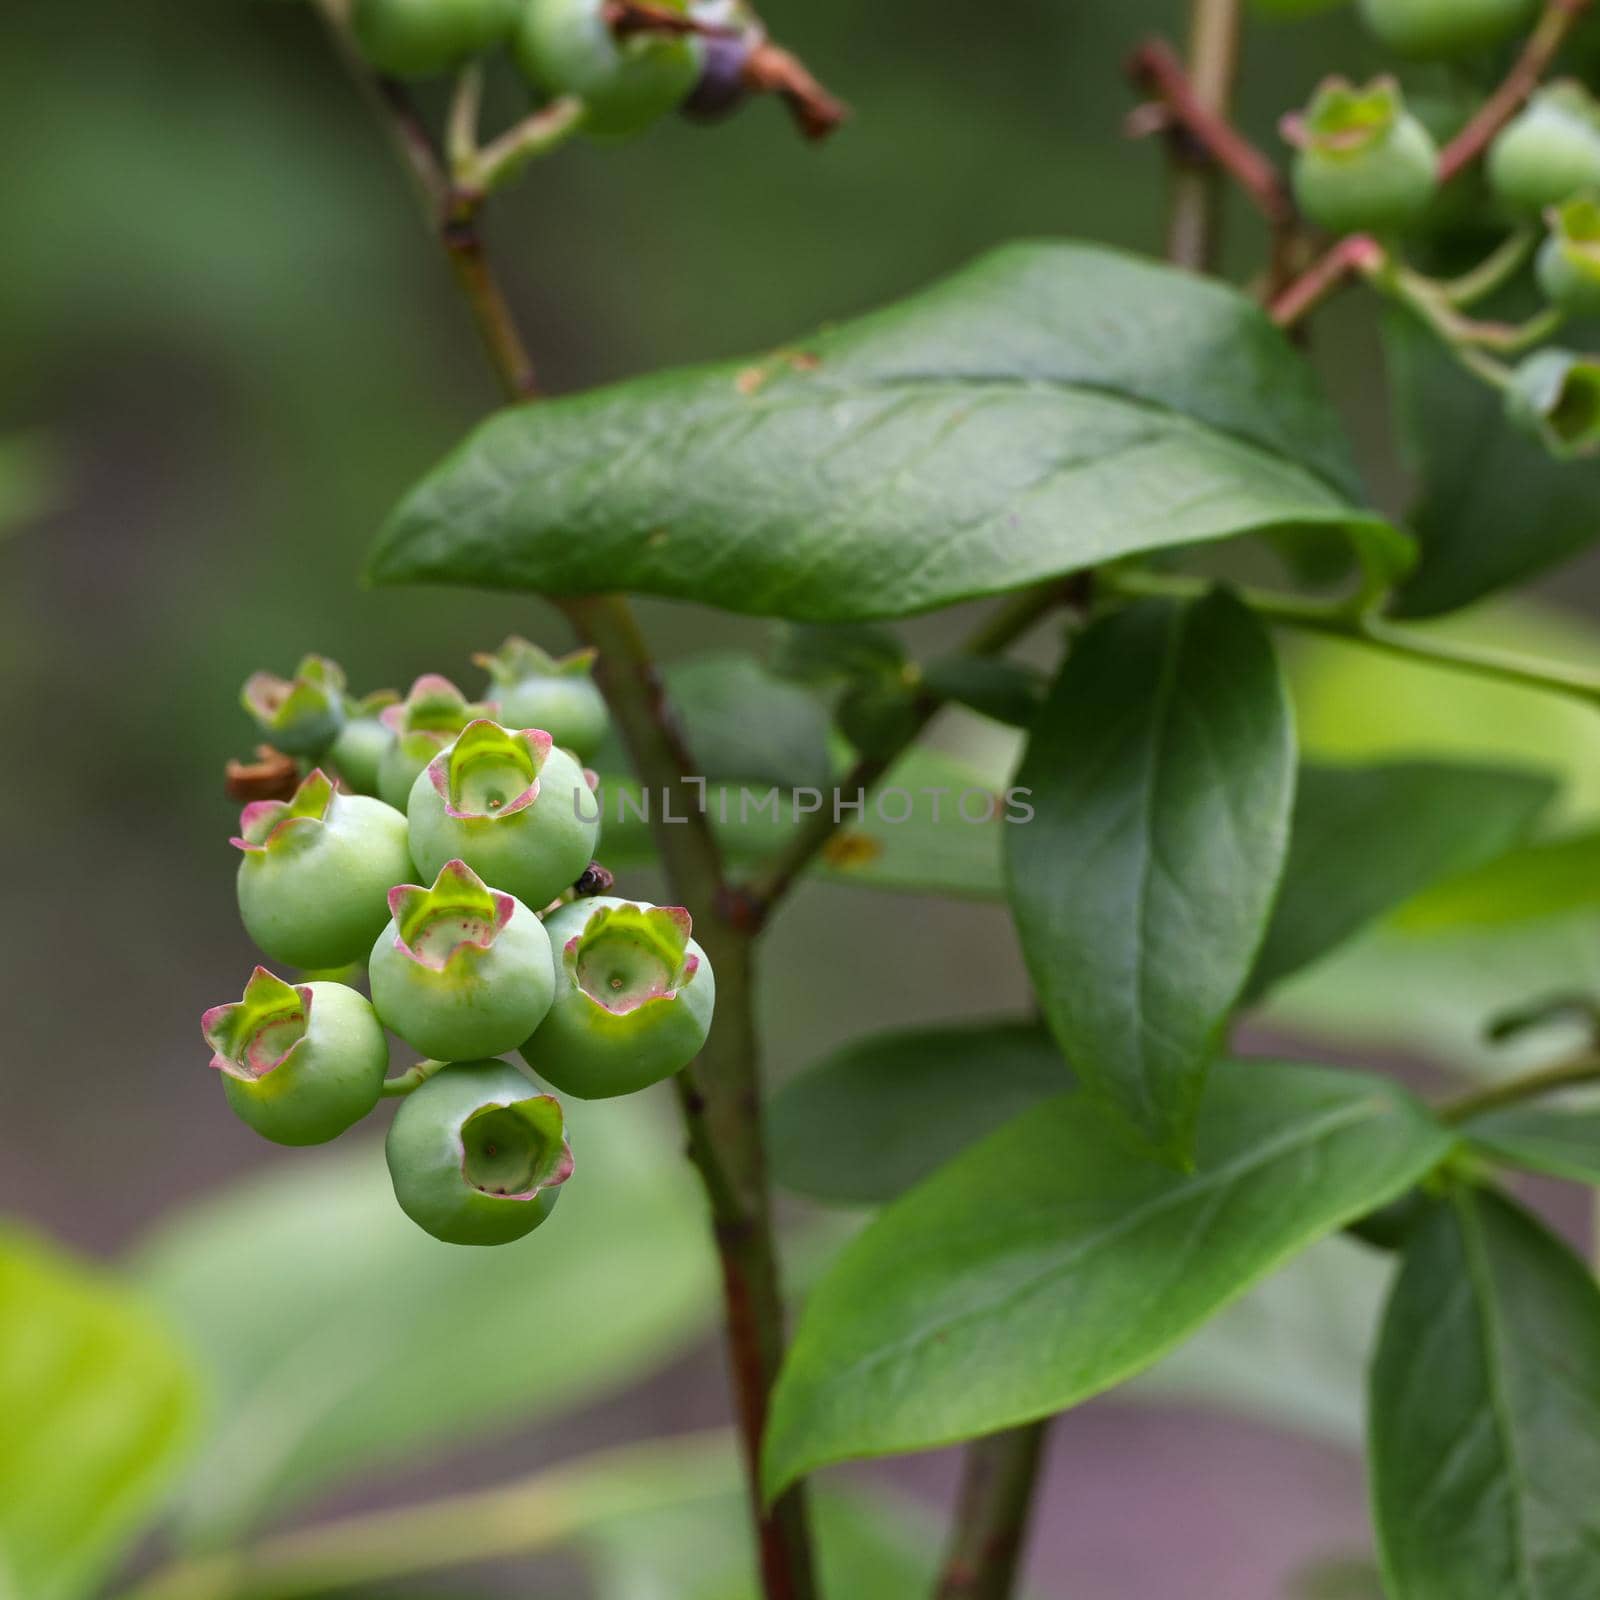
(1537, 195, 1600, 314)
(515, 0, 700, 142)
(1356, 0, 1537, 60)
(235, 769, 414, 970)
(407, 720, 600, 911)
(328, 688, 400, 798)
(1506, 348, 1600, 458)
(241, 655, 347, 758)
(378, 675, 498, 812)
(385, 1059, 572, 1245)
(474, 637, 611, 761)
(203, 969, 388, 1145)
(351, 0, 520, 79)
(369, 859, 555, 1060)
(522, 897, 713, 1098)
(1489, 83, 1600, 214)
(1287, 78, 1440, 238)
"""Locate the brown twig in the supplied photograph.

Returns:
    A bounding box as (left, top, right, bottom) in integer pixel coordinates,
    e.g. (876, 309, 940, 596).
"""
(741, 41, 849, 143)
(600, 0, 736, 38)
(933, 1421, 1053, 1600)
(1269, 232, 1385, 328)
(1438, 0, 1593, 182)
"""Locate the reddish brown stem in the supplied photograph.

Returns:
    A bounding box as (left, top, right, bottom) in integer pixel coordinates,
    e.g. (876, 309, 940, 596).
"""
(933, 1422, 1053, 1600)
(742, 41, 848, 142)
(1270, 232, 1385, 328)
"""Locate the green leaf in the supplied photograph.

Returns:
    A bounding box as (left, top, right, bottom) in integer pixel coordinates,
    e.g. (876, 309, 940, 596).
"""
(1370, 1187, 1600, 1599)
(0, 431, 61, 542)
(1248, 759, 1556, 998)
(135, 1097, 716, 1546)
(369, 243, 1406, 621)
(1007, 588, 1297, 1160)
(769, 1020, 1069, 1205)
(0, 1227, 198, 1600)
(1386, 309, 1600, 617)
(1464, 1107, 1600, 1185)
(1397, 830, 1600, 931)
(763, 1057, 1451, 1497)
(920, 655, 1046, 729)
(665, 653, 834, 792)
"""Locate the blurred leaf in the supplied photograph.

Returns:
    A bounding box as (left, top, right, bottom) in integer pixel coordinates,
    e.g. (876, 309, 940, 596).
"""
(0, 432, 62, 541)
(769, 1019, 1069, 1205)
(134, 1097, 716, 1547)
(763, 1059, 1452, 1497)
(920, 655, 1046, 729)
(1386, 309, 1600, 618)
(1008, 590, 1296, 1162)
(369, 242, 1407, 620)
(768, 624, 907, 686)
(1291, 1557, 1387, 1600)
(1370, 1188, 1600, 1598)
(0, 1227, 198, 1600)
(1248, 759, 1557, 998)
(1398, 830, 1600, 931)
(1465, 1106, 1600, 1184)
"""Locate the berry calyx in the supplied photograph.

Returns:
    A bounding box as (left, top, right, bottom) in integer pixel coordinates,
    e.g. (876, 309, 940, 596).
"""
(1506, 348, 1600, 458)
(369, 859, 556, 1060)
(377, 675, 498, 812)
(1356, 0, 1537, 60)
(1537, 195, 1600, 315)
(234, 768, 415, 970)
(1489, 83, 1600, 215)
(241, 655, 347, 759)
(522, 896, 714, 1098)
(203, 969, 388, 1145)
(328, 688, 401, 798)
(407, 720, 601, 911)
(474, 638, 611, 761)
(1285, 78, 1440, 238)
(514, 0, 701, 142)
(385, 1059, 573, 1245)
(350, 0, 521, 79)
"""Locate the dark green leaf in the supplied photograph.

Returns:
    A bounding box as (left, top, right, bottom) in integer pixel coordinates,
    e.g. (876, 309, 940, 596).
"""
(1248, 759, 1557, 998)
(769, 1020, 1069, 1205)
(920, 655, 1047, 728)
(1465, 1107, 1600, 1185)
(135, 1098, 715, 1546)
(1370, 1187, 1600, 1599)
(769, 623, 907, 686)
(1387, 309, 1600, 617)
(369, 243, 1406, 621)
(1007, 588, 1296, 1160)
(763, 1058, 1451, 1497)
(665, 653, 834, 792)
(0, 1228, 198, 1600)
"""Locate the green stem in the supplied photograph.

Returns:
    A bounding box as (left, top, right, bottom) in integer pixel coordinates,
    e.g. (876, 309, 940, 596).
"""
(1439, 1054, 1600, 1124)
(1105, 568, 1600, 704)
(379, 1059, 446, 1097)
(120, 1432, 738, 1600)
(1442, 227, 1537, 308)
(932, 1421, 1053, 1600)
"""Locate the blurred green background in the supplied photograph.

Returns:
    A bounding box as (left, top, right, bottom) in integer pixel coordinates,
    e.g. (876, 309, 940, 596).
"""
(7, 0, 1600, 1595)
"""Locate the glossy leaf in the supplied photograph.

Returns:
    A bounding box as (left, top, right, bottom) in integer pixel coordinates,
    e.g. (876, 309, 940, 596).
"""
(0, 1228, 198, 1600)
(1370, 1188, 1600, 1599)
(763, 1058, 1452, 1497)
(135, 1097, 715, 1546)
(769, 1020, 1069, 1205)
(1248, 759, 1556, 998)
(369, 243, 1406, 621)
(1007, 588, 1296, 1160)
(1464, 1106, 1600, 1185)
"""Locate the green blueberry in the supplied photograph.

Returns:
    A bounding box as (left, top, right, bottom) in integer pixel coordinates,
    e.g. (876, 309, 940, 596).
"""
(407, 720, 600, 911)
(521, 896, 713, 1098)
(1489, 83, 1600, 214)
(386, 1059, 572, 1245)
(378, 674, 498, 812)
(1537, 194, 1600, 314)
(241, 655, 347, 758)
(474, 637, 611, 760)
(1288, 77, 1440, 238)
(328, 688, 400, 798)
(235, 769, 414, 970)
(351, 0, 521, 79)
(203, 968, 388, 1145)
(1506, 348, 1600, 458)
(369, 859, 555, 1060)
(1357, 0, 1536, 59)
(514, 0, 700, 142)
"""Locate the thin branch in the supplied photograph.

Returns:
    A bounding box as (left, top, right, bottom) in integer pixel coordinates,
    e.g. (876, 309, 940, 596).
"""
(1439, 1054, 1600, 1124)
(1163, 0, 1246, 272)
(1270, 232, 1384, 328)
(933, 1421, 1053, 1600)
(1438, 0, 1594, 182)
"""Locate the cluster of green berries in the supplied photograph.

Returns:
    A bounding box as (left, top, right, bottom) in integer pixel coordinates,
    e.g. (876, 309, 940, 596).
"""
(349, 0, 762, 141)
(204, 639, 715, 1246)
